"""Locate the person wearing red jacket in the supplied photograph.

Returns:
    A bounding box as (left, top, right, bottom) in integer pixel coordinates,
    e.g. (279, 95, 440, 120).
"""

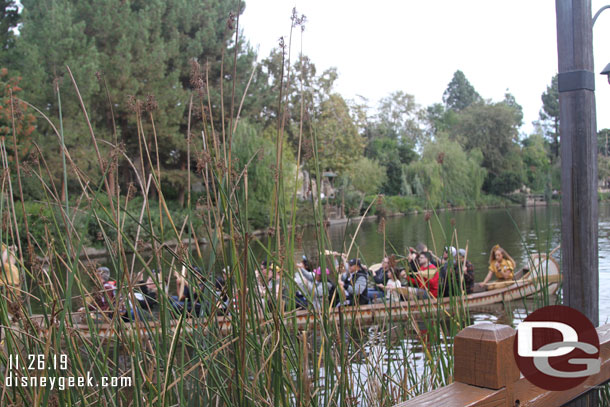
(406, 252, 439, 299)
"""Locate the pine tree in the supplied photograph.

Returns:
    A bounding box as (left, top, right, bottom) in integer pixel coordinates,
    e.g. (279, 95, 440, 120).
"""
(442, 70, 481, 112)
(539, 74, 559, 160)
(13, 0, 258, 203)
(0, 0, 19, 53)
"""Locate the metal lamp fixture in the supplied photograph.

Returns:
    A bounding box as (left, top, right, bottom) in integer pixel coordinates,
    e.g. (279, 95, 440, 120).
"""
(602, 62, 610, 84)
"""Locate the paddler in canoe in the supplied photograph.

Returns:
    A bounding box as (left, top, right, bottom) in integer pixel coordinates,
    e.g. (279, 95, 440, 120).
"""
(403, 251, 439, 299)
(481, 244, 516, 285)
(1, 244, 20, 294)
(0, 244, 20, 341)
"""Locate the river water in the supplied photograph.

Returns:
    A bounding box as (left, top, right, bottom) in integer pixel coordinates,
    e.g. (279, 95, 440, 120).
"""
(298, 204, 610, 404)
(45, 204, 610, 404)
(297, 203, 610, 324)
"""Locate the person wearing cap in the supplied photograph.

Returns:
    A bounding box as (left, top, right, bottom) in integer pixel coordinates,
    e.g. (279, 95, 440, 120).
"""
(341, 258, 370, 306)
(441, 246, 457, 264)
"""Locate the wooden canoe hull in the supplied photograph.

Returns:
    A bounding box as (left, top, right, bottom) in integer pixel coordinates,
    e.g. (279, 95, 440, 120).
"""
(55, 274, 559, 339)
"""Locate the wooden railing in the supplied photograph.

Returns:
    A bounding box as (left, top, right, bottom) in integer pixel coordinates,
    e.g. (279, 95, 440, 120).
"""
(395, 323, 610, 407)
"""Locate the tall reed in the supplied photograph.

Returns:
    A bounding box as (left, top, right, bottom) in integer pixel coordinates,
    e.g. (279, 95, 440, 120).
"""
(0, 11, 562, 407)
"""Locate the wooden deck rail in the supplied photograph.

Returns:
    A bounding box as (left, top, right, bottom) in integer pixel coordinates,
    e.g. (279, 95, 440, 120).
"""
(395, 323, 610, 407)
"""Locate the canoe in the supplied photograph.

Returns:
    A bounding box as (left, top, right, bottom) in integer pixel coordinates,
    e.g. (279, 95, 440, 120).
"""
(484, 253, 560, 290)
(13, 254, 561, 340)
(63, 277, 559, 339)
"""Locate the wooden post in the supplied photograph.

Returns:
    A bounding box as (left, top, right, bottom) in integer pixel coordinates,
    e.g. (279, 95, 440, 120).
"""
(395, 323, 520, 407)
(394, 322, 610, 407)
(454, 323, 519, 390)
(556, 1, 598, 405)
(556, 0, 599, 327)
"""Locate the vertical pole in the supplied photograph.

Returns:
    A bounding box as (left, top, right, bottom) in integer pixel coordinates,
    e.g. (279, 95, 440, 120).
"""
(556, 0, 598, 326)
(556, 3, 599, 404)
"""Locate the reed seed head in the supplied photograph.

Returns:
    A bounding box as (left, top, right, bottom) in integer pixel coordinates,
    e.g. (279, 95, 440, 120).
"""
(436, 152, 445, 165)
(227, 12, 235, 30)
(145, 94, 158, 112)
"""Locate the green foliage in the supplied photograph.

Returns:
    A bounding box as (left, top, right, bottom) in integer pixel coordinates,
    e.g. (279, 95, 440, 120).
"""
(313, 93, 364, 173)
(503, 91, 523, 127)
(359, 91, 421, 194)
(0, 69, 36, 168)
(373, 91, 423, 144)
(345, 156, 386, 195)
(0, 0, 19, 56)
(12, 0, 252, 202)
(442, 70, 481, 112)
(231, 121, 296, 229)
(365, 136, 416, 194)
(11, 201, 62, 249)
(522, 134, 551, 192)
(598, 128, 610, 157)
(378, 195, 425, 214)
(449, 100, 524, 194)
(10, 193, 206, 250)
(405, 136, 486, 206)
(539, 74, 560, 160)
(487, 170, 522, 196)
(424, 102, 458, 138)
(259, 51, 340, 157)
(599, 154, 610, 190)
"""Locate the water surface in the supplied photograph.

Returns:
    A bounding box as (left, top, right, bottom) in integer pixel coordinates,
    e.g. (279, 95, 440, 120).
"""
(298, 203, 610, 323)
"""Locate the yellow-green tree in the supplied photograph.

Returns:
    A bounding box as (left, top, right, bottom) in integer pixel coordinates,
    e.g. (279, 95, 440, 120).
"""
(313, 94, 364, 173)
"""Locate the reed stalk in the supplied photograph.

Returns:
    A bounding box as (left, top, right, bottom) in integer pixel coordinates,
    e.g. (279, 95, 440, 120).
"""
(0, 15, 565, 407)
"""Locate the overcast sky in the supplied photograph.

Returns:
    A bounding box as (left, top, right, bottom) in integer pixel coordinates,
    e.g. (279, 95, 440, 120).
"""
(241, 0, 610, 136)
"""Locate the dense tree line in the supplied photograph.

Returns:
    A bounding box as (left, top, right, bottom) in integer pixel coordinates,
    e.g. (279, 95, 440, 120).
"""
(0, 1, 607, 232)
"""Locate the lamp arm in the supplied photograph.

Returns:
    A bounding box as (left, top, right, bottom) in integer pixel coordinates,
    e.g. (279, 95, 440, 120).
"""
(593, 5, 610, 26)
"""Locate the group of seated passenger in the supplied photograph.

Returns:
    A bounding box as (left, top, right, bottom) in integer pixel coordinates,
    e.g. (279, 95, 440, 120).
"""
(82, 243, 517, 319)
